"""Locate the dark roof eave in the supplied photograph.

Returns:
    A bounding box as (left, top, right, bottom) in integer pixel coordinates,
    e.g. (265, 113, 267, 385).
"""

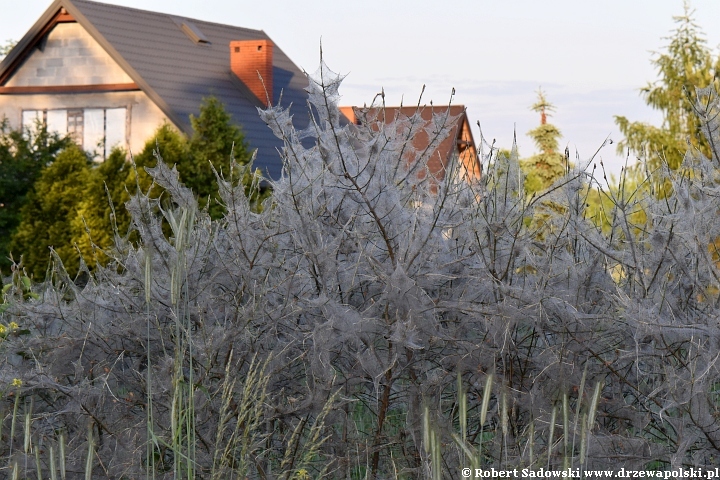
(0, 0, 65, 84)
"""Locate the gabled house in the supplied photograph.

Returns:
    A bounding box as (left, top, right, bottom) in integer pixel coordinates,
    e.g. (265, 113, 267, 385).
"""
(0, 0, 310, 179)
(339, 105, 480, 183)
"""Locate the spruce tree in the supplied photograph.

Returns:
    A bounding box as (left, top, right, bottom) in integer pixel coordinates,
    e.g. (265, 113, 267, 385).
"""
(132, 122, 190, 190)
(521, 89, 566, 194)
(614, 2, 720, 171)
(112, 123, 188, 234)
(184, 96, 254, 217)
(122, 98, 256, 222)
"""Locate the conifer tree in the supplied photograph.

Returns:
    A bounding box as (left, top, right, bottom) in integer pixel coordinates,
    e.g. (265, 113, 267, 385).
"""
(184, 96, 255, 217)
(121, 98, 256, 222)
(10, 145, 92, 279)
(112, 123, 188, 234)
(0, 121, 70, 272)
(614, 2, 720, 171)
(521, 89, 566, 194)
(8, 97, 261, 278)
(71, 148, 131, 267)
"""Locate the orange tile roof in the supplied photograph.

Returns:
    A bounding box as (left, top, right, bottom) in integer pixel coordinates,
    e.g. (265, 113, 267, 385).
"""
(340, 105, 479, 183)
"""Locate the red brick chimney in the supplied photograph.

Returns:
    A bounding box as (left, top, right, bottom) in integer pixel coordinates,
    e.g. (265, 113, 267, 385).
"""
(230, 40, 273, 107)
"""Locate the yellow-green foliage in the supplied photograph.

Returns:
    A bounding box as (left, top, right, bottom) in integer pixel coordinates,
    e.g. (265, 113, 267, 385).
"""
(615, 3, 720, 171)
(0, 120, 70, 273)
(10, 146, 92, 279)
(8, 97, 264, 279)
(584, 171, 649, 236)
(10, 146, 132, 278)
(521, 89, 567, 194)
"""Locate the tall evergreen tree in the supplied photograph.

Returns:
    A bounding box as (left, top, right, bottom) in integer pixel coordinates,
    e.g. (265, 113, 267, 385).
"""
(521, 89, 566, 194)
(184, 96, 254, 217)
(112, 123, 188, 235)
(120, 98, 255, 222)
(614, 2, 720, 171)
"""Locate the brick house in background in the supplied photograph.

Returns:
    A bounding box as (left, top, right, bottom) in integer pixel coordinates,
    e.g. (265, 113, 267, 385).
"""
(339, 105, 479, 183)
(0, 0, 310, 179)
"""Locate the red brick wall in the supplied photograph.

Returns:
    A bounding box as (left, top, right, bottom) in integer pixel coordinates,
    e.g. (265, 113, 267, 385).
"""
(230, 39, 273, 107)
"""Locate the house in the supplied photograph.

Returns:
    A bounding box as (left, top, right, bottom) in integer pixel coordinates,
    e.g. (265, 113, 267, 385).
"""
(0, 0, 310, 180)
(339, 105, 479, 183)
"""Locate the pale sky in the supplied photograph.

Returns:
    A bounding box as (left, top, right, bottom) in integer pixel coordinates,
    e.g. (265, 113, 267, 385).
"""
(3, 0, 720, 180)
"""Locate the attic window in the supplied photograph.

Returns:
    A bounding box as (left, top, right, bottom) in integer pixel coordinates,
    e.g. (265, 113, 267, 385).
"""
(180, 21, 210, 45)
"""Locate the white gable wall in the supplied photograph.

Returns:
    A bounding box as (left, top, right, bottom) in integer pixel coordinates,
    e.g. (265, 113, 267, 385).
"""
(6, 23, 133, 87)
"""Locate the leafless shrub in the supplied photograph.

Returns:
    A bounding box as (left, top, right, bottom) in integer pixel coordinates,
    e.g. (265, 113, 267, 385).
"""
(2, 65, 720, 478)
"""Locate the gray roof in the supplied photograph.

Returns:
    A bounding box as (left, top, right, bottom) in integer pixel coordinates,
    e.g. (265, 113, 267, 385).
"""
(0, 0, 310, 180)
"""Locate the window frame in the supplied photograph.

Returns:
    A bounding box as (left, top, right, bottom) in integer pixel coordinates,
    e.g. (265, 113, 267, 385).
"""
(20, 106, 128, 160)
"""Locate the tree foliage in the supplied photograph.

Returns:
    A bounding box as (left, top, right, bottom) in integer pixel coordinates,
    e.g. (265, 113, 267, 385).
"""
(521, 89, 567, 194)
(8, 97, 259, 279)
(185, 96, 256, 217)
(615, 2, 720, 171)
(9, 145, 92, 279)
(5, 64, 720, 477)
(112, 123, 188, 233)
(72, 148, 133, 268)
(0, 120, 70, 273)
(0, 39, 15, 59)
(114, 98, 256, 228)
